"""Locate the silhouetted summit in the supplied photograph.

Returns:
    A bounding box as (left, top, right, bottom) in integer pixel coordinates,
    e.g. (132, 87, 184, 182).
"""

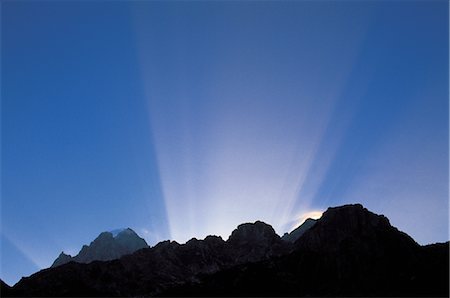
(51, 228, 148, 267)
(51, 252, 72, 267)
(227, 221, 287, 263)
(7, 204, 449, 297)
(228, 221, 279, 244)
(296, 203, 417, 249)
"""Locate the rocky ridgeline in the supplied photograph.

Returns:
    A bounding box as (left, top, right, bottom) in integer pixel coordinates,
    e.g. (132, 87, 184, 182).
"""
(2, 204, 449, 297)
(51, 228, 149, 267)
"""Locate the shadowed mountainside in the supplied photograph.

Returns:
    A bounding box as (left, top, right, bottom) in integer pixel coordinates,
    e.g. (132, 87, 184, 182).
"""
(281, 218, 317, 242)
(0, 279, 12, 297)
(6, 204, 449, 297)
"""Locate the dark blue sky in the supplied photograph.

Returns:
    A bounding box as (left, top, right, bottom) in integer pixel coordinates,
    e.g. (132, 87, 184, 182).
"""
(1, 0, 448, 286)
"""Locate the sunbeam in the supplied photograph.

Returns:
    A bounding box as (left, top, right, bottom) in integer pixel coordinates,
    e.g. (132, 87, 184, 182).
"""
(131, 2, 371, 242)
(2, 0, 447, 287)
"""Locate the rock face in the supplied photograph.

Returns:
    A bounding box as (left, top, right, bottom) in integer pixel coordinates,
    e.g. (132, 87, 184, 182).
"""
(281, 218, 317, 242)
(50, 228, 148, 267)
(7, 204, 449, 297)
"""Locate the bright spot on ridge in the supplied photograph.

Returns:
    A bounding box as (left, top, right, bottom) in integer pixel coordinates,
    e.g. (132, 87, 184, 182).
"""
(294, 211, 324, 230)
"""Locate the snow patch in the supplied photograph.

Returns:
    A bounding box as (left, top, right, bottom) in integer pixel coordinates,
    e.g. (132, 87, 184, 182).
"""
(109, 228, 127, 237)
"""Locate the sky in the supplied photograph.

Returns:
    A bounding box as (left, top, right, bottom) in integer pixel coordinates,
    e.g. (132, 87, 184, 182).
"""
(1, 0, 448, 286)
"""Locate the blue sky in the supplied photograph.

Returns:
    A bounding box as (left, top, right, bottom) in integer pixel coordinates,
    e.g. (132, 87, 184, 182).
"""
(1, 0, 448, 286)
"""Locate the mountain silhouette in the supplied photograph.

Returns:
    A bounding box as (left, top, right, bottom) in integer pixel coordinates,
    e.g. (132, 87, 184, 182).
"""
(5, 204, 449, 297)
(51, 228, 148, 267)
(165, 204, 448, 296)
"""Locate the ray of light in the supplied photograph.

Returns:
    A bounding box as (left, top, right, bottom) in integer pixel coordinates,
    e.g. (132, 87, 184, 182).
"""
(1, 233, 42, 271)
(130, 2, 371, 243)
(294, 210, 324, 229)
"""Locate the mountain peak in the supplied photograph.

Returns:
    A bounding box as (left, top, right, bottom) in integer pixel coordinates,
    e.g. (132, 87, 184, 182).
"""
(226, 221, 286, 263)
(296, 203, 417, 252)
(50, 228, 148, 268)
(58, 251, 71, 257)
(109, 228, 126, 237)
(50, 251, 73, 268)
(109, 228, 137, 238)
(319, 203, 391, 230)
(96, 231, 115, 240)
(227, 220, 279, 245)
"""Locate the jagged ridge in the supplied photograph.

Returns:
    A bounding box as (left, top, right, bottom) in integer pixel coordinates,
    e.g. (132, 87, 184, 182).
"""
(6, 204, 449, 297)
(51, 228, 148, 267)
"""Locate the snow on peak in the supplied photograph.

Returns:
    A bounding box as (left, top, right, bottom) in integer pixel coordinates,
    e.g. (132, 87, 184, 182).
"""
(109, 228, 127, 237)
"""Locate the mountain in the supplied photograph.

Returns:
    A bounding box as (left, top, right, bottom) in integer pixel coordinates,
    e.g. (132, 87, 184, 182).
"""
(1, 279, 12, 297)
(11, 221, 284, 297)
(6, 204, 449, 297)
(51, 228, 148, 268)
(51, 252, 72, 267)
(162, 204, 448, 297)
(227, 221, 288, 262)
(281, 218, 317, 242)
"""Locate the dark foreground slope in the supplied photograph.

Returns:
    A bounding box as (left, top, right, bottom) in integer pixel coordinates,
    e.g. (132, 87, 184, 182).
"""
(1, 279, 12, 296)
(7, 204, 449, 297)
